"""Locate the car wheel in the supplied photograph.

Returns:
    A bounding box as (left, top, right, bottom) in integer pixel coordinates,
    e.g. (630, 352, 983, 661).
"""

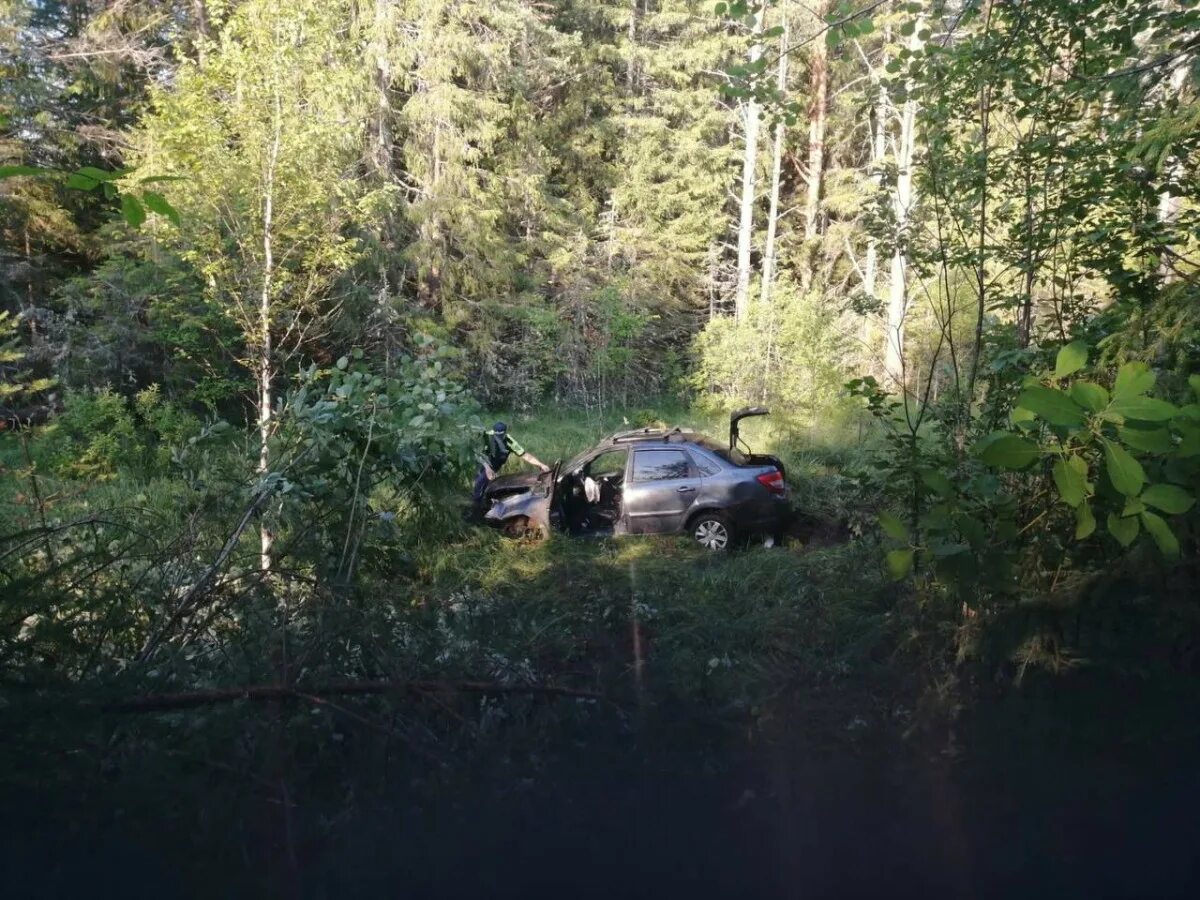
(503, 516, 547, 541)
(691, 512, 733, 551)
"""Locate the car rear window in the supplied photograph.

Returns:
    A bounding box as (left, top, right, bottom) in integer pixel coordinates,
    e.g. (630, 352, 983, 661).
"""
(692, 435, 747, 467)
(631, 449, 691, 482)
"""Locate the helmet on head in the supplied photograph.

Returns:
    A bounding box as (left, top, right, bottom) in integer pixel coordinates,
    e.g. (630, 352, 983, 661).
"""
(493, 421, 507, 433)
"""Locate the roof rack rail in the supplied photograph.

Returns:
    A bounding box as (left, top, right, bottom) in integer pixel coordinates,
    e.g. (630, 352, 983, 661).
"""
(610, 427, 668, 443)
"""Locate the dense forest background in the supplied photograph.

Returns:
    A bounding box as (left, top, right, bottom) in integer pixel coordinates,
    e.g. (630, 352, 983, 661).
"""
(2, 0, 1200, 894)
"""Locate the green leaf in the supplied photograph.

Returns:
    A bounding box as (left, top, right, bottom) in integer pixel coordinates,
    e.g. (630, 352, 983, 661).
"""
(714, 1, 727, 14)
(1141, 483, 1195, 515)
(75, 165, 121, 182)
(1074, 502, 1096, 540)
(1052, 456, 1087, 507)
(1119, 426, 1172, 454)
(1016, 384, 1086, 427)
(886, 548, 914, 580)
(899, 20, 915, 36)
(1140, 511, 1179, 558)
(1108, 396, 1178, 422)
(1103, 438, 1145, 497)
(66, 172, 100, 191)
(1106, 512, 1139, 547)
(1190, 374, 1200, 401)
(120, 193, 146, 227)
(1069, 381, 1109, 412)
(919, 469, 954, 497)
(878, 511, 909, 541)
(977, 434, 1040, 469)
(137, 174, 187, 184)
(1122, 497, 1146, 517)
(335, 356, 349, 370)
(0, 165, 45, 178)
(1054, 341, 1088, 378)
(1113, 361, 1155, 398)
(141, 191, 181, 225)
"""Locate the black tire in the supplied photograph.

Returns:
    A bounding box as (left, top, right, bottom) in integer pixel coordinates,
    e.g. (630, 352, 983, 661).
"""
(690, 511, 735, 551)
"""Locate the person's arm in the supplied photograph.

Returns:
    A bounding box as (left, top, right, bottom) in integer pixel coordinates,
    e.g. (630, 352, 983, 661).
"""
(520, 450, 550, 473)
(506, 434, 550, 473)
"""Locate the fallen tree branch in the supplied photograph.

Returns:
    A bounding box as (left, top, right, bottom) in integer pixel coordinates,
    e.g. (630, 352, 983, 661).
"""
(103, 679, 606, 713)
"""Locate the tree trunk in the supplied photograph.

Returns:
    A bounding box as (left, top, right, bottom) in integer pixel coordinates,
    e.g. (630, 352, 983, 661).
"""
(883, 11, 925, 389)
(803, 0, 829, 242)
(258, 92, 282, 574)
(1156, 62, 1189, 283)
(734, 16, 765, 323)
(192, 0, 210, 65)
(369, 0, 392, 177)
(760, 3, 789, 307)
(863, 63, 888, 304)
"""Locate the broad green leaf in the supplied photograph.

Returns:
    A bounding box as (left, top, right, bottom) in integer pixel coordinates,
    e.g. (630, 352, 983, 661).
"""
(1017, 384, 1085, 427)
(1108, 396, 1178, 422)
(0, 165, 45, 178)
(956, 514, 986, 548)
(1069, 381, 1109, 412)
(1178, 423, 1200, 459)
(886, 548, 914, 580)
(120, 194, 146, 227)
(1190, 374, 1200, 400)
(1113, 361, 1155, 398)
(141, 191, 181, 225)
(1074, 502, 1096, 540)
(1054, 341, 1088, 378)
(1010, 406, 1036, 425)
(1052, 456, 1087, 507)
(1140, 511, 1179, 558)
(1106, 512, 1139, 547)
(1122, 497, 1146, 517)
(878, 511, 909, 541)
(920, 469, 954, 497)
(1119, 426, 1171, 454)
(66, 172, 100, 191)
(1103, 438, 1145, 497)
(1178, 404, 1200, 422)
(75, 165, 120, 182)
(977, 433, 1040, 469)
(1141, 483, 1195, 515)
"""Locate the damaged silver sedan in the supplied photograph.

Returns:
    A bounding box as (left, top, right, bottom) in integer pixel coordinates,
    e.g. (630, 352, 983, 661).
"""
(481, 409, 790, 550)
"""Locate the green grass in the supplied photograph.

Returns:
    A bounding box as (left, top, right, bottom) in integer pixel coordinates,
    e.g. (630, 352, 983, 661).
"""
(384, 399, 896, 713)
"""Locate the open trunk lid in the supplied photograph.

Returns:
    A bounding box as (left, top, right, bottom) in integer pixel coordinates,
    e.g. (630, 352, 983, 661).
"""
(729, 407, 785, 479)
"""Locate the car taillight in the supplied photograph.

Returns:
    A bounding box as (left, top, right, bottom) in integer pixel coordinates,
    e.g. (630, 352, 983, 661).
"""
(756, 470, 786, 495)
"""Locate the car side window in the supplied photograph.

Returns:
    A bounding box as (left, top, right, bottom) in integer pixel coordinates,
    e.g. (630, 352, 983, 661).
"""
(631, 449, 691, 482)
(690, 449, 721, 476)
(587, 450, 627, 478)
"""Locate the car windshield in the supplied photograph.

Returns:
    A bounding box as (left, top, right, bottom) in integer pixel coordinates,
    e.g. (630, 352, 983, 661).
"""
(690, 434, 747, 467)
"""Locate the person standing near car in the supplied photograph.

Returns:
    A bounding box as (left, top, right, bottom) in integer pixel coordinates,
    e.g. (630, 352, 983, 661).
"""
(473, 421, 550, 503)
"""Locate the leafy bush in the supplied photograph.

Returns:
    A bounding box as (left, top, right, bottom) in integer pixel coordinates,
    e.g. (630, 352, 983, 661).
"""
(691, 283, 856, 430)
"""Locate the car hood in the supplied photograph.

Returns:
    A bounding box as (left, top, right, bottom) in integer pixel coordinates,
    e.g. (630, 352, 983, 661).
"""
(489, 470, 545, 492)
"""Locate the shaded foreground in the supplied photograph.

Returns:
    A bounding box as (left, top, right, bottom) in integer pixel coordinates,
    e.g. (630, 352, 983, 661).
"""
(5, 685, 1200, 899)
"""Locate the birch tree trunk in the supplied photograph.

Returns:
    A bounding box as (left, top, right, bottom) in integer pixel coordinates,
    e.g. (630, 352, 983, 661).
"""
(734, 15, 765, 323)
(883, 11, 925, 389)
(760, 3, 789, 307)
(863, 59, 888, 303)
(1156, 61, 1189, 283)
(258, 91, 282, 574)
